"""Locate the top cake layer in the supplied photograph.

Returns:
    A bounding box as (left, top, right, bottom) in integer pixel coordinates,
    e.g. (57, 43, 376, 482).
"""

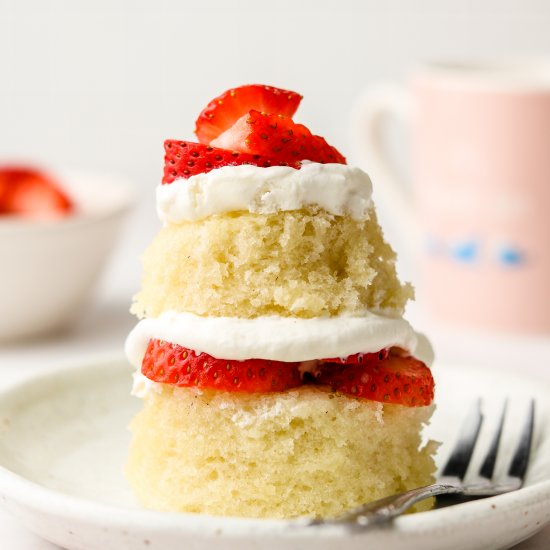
(131, 206, 412, 320)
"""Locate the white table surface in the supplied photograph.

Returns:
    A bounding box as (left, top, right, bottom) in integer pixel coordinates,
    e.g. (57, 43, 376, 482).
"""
(0, 297, 549, 549)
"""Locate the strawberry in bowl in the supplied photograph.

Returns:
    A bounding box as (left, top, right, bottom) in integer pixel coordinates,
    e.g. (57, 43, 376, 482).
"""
(0, 165, 133, 340)
(0, 167, 73, 220)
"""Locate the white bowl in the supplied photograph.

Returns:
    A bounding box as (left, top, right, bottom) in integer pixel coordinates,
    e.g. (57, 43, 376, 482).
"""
(0, 169, 134, 341)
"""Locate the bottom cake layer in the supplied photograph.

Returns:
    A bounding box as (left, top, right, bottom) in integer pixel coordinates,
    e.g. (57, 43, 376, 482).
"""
(126, 385, 438, 518)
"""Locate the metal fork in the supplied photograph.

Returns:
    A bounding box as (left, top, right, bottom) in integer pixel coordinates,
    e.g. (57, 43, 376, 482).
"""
(310, 399, 535, 527)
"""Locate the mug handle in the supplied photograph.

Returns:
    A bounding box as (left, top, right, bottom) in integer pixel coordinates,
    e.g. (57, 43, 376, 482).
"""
(352, 85, 414, 229)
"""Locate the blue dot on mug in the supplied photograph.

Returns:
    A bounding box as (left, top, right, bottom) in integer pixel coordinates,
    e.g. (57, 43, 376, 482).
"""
(451, 239, 479, 263)
(497, 245, 525, 267)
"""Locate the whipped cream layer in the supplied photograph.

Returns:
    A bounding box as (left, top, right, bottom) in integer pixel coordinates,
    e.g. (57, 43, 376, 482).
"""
(156, 163, 373, 223)
(125, 311, 431, 371)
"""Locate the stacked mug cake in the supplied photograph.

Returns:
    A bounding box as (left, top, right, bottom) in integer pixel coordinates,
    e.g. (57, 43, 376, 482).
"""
(125, 84, 437, 518)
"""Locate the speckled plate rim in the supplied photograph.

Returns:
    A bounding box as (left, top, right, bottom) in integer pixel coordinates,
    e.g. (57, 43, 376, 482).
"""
(0, 358, 548, 548)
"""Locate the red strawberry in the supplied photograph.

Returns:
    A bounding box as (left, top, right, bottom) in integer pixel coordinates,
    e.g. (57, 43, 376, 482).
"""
(162, 140, 302, 184)
(0, 177, 9, 206)
(195, 84, 302, 144)
(142, 339, 302, 393)
(321, 349, 391, 365)
(0, 167, 72, 220)
(141, 339, 433, 406)
(211, 110, 346, 165)
(315, 352, 434, 407)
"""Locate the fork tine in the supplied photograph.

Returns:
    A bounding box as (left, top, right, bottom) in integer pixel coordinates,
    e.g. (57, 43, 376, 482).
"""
(478, 399, 508, 480)
(507, 399, 535, 481)
(441, 399, 484, 480)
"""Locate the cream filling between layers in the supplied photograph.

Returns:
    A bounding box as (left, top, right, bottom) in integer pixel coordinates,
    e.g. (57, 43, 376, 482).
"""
(156, 162, 373, 223)
(126, 311, 434, 398)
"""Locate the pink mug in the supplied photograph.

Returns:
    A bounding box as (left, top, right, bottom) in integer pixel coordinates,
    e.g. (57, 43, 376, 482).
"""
(355, 61, 550, 334)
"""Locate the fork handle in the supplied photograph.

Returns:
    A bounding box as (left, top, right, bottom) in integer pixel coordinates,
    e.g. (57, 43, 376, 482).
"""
(326, 484, 464, 527)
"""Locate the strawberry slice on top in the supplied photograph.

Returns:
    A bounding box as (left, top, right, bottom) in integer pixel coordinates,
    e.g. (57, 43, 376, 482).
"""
(211, 110, 346, 165)
(195, 84, 302, 145)
(162, 140, 302, 184)
(165, 84, 346, 182)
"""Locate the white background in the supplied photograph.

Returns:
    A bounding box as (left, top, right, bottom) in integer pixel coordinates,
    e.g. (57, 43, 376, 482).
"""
(1, 1, 550, 547)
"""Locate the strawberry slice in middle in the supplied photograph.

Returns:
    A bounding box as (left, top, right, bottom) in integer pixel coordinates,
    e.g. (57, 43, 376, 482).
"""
(314, 353, 434, 407)
(142, 339, 302, 393)
(142, 340, 434, 406)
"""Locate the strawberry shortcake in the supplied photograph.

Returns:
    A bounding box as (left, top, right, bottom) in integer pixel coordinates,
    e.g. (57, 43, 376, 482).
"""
(125, 84, 437, 519)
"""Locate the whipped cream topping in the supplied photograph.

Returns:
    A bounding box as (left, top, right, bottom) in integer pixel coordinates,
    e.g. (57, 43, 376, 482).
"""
(156, 162, 373, 224)
(125, 310, 429, 368)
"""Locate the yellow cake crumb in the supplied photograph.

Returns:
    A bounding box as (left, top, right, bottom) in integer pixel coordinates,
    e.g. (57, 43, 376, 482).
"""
(126, 385, 437, 519)
(131, 208, 413, 320)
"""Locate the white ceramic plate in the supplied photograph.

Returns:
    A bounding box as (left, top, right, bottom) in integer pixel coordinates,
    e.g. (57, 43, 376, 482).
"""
(0, 358, 548, 550)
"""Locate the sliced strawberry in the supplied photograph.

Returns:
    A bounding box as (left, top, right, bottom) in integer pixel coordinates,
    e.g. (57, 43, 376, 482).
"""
(142, 339, 302, 393)
(195, 84, 302, 144)
(162, 140, 302, 184)
(211, 110, 346, 165)
(141, 339, 433, 406)
(321, 349, 391, 365)
(0, 167, 72, 220)
(315, 352, 434, 407)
